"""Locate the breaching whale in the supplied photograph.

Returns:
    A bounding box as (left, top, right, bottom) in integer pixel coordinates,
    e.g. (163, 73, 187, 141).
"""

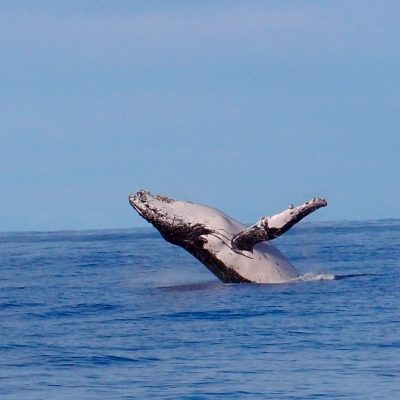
(129, 190, 327, 284)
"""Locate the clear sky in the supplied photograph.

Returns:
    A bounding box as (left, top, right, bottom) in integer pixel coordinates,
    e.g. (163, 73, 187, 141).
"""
(1, 1, 399, 232)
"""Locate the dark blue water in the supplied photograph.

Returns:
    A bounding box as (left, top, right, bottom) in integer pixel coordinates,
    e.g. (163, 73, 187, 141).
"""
(1, 221, 399, 399)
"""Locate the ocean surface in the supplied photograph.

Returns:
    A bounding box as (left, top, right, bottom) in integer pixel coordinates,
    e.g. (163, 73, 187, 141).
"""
(1, 221, 399, 399)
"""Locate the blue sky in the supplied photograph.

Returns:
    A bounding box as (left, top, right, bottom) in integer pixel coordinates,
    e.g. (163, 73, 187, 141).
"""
(1, 1, 400, 231)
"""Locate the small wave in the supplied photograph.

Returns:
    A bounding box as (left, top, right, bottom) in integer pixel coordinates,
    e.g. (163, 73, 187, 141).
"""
(334, 273, 375, 280)
(157, 282, 223, 292)
(291, 272, 375, 283)
(291, 272, 336, 283)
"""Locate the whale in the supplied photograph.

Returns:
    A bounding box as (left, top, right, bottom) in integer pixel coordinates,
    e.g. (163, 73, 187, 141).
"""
(129, 190, 327, 284)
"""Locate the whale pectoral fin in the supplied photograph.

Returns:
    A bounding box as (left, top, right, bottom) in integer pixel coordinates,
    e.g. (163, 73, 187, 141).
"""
(231, 197, 327, 252)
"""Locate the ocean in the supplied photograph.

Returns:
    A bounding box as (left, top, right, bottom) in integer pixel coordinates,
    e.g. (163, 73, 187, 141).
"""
(1, 221, 399, 399)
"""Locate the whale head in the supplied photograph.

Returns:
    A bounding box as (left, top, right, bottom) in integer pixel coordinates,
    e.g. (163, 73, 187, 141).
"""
(128, 190, 221, 250)
(129, 189, 254, 282)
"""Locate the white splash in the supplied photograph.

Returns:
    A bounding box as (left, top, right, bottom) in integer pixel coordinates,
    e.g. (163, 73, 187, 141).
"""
(291, 272, 336, 282)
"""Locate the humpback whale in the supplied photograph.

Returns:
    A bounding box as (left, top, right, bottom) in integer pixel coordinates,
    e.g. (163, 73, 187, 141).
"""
(129, 190, 327, 284)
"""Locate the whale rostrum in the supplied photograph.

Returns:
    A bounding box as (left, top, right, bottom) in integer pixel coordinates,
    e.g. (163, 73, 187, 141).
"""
(129, 190, 327, 284)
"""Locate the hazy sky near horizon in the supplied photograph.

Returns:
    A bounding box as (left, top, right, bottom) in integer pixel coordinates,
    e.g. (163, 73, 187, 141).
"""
(1, 1, 400, 231)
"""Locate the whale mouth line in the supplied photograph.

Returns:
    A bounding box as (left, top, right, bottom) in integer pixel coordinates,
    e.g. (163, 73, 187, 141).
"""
(128, 194, 145, 218)
(129, 190, 171, 219)
(129, 191, 161, 221)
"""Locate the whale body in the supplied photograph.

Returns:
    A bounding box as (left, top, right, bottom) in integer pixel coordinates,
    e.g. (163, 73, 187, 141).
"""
(129, 190, 327, 284)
